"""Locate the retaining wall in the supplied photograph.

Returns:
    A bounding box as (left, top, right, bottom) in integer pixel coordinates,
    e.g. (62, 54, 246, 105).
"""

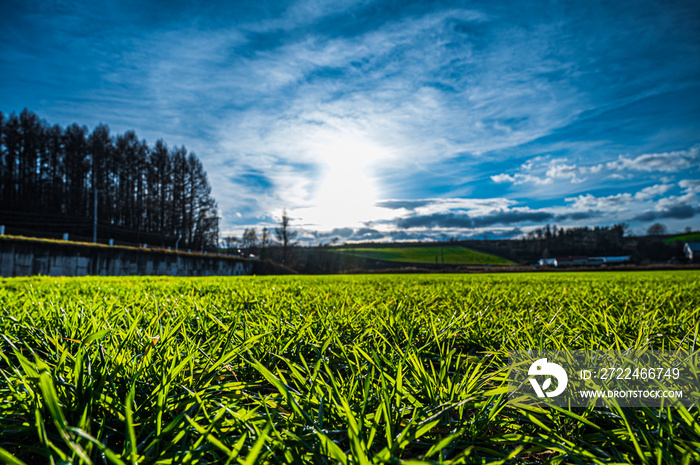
(0, 237, 254, 277)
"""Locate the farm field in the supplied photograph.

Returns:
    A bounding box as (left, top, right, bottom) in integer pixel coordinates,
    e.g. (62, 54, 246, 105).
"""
(333, 245, 514, 266)
(0, 271, 698, 464)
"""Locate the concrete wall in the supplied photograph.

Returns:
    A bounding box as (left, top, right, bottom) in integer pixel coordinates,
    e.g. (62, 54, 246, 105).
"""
(0, 238, 254, 277)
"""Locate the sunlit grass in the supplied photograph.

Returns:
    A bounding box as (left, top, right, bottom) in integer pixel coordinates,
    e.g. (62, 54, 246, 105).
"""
(334, 246, 513, 265)
(0, 271, 698, 463)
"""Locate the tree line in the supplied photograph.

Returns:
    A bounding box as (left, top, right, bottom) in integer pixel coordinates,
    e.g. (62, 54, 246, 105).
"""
(523, 223, 626, 247)
(0, 109, 219, 249)
(222, 210, 299, 265)
(516, 222, 689, 263)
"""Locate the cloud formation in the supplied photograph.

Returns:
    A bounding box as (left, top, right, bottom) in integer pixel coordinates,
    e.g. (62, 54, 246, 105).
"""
(492, 147, 700, 188)
(1, 0, 699, 240)
(396, 209, 555, 229)
(603, 146, 700, 173)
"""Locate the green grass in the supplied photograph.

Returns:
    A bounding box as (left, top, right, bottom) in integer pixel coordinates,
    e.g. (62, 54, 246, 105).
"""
(334, 245, 514, 265)
(0, 271, 698, 464)
(665, 232, 700, 243)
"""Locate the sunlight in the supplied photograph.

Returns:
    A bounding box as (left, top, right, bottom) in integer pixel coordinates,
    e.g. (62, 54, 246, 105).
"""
(299, 136, 388, 230)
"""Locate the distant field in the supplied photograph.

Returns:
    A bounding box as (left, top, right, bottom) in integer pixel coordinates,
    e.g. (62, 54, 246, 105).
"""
(335, 245, 514, 265)
(1, 271, 698, 463)
(665, 232, 700, 243)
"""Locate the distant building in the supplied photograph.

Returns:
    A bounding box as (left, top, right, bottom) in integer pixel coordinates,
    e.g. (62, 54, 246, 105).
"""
(552, 256, 630, 267)
(591, 256, 632, 265)
(684, 243, 700, 262)
(553, 256, 590, 267)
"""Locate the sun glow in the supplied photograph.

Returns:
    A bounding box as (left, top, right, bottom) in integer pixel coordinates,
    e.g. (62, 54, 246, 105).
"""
(297, 136, 389, 230)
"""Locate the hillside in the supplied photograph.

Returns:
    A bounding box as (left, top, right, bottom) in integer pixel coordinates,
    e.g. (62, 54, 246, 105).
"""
(333, 245, 514, 266)
(665, 232, 700, 243)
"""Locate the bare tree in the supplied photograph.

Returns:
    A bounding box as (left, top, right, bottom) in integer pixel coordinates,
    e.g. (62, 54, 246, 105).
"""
(260, 227, 270, 258)
(275, 209, 298, 265)
(242, 227, 258, 252)
(221, 236, 238, 254)
(647, 223, 667, 236)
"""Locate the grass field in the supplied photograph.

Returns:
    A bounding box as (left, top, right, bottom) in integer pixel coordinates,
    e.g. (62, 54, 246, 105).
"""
(665, 233, 700, 243)
(0, 271, 698, 464)
(334, 246, 514, 266)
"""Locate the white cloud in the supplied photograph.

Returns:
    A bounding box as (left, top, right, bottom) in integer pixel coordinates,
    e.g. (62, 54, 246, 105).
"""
(634, 184, 673, 200)
(565, 184, 684, 212)
(679, 179, 700, 194)
(491, 145, 700, 189)
(545, 160, 588, 183)
(566, 193, 634, 210)
(605, 145, 700, 173)
(491, 173, 552, 185)
(490, 174, 516, 183)
(556, 184, 699, 230)
(492, 158, 588, 186)
(413, 197, 517, 216)
(546, 162, 578, 178)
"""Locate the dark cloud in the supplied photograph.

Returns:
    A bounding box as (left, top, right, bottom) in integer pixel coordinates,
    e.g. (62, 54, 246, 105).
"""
(461, 228, 524, 240)
(484, 228, 524, 239)
(397, 213, 474, 229)
(312, 227, 386, 242)
(314, 227, 355, 239)
(387, 230, 426, 241)
(396, 210, 554, 229)
(474, 210, 554, 227)
(353, 228, 384, 240)
(555, 211, 601, 220)
(336, 227, 355, 237)
(376, 200, 434, 210)
(633, 211, 657, 222)
(633, 205, 699, 222)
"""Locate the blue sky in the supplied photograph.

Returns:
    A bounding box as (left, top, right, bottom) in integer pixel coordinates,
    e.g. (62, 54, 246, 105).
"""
(2, 0, 699, 243)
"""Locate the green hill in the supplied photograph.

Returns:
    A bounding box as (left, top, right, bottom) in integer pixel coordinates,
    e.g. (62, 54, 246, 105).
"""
(334, 245, 514, 266)
(664, 232, 700, 243)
